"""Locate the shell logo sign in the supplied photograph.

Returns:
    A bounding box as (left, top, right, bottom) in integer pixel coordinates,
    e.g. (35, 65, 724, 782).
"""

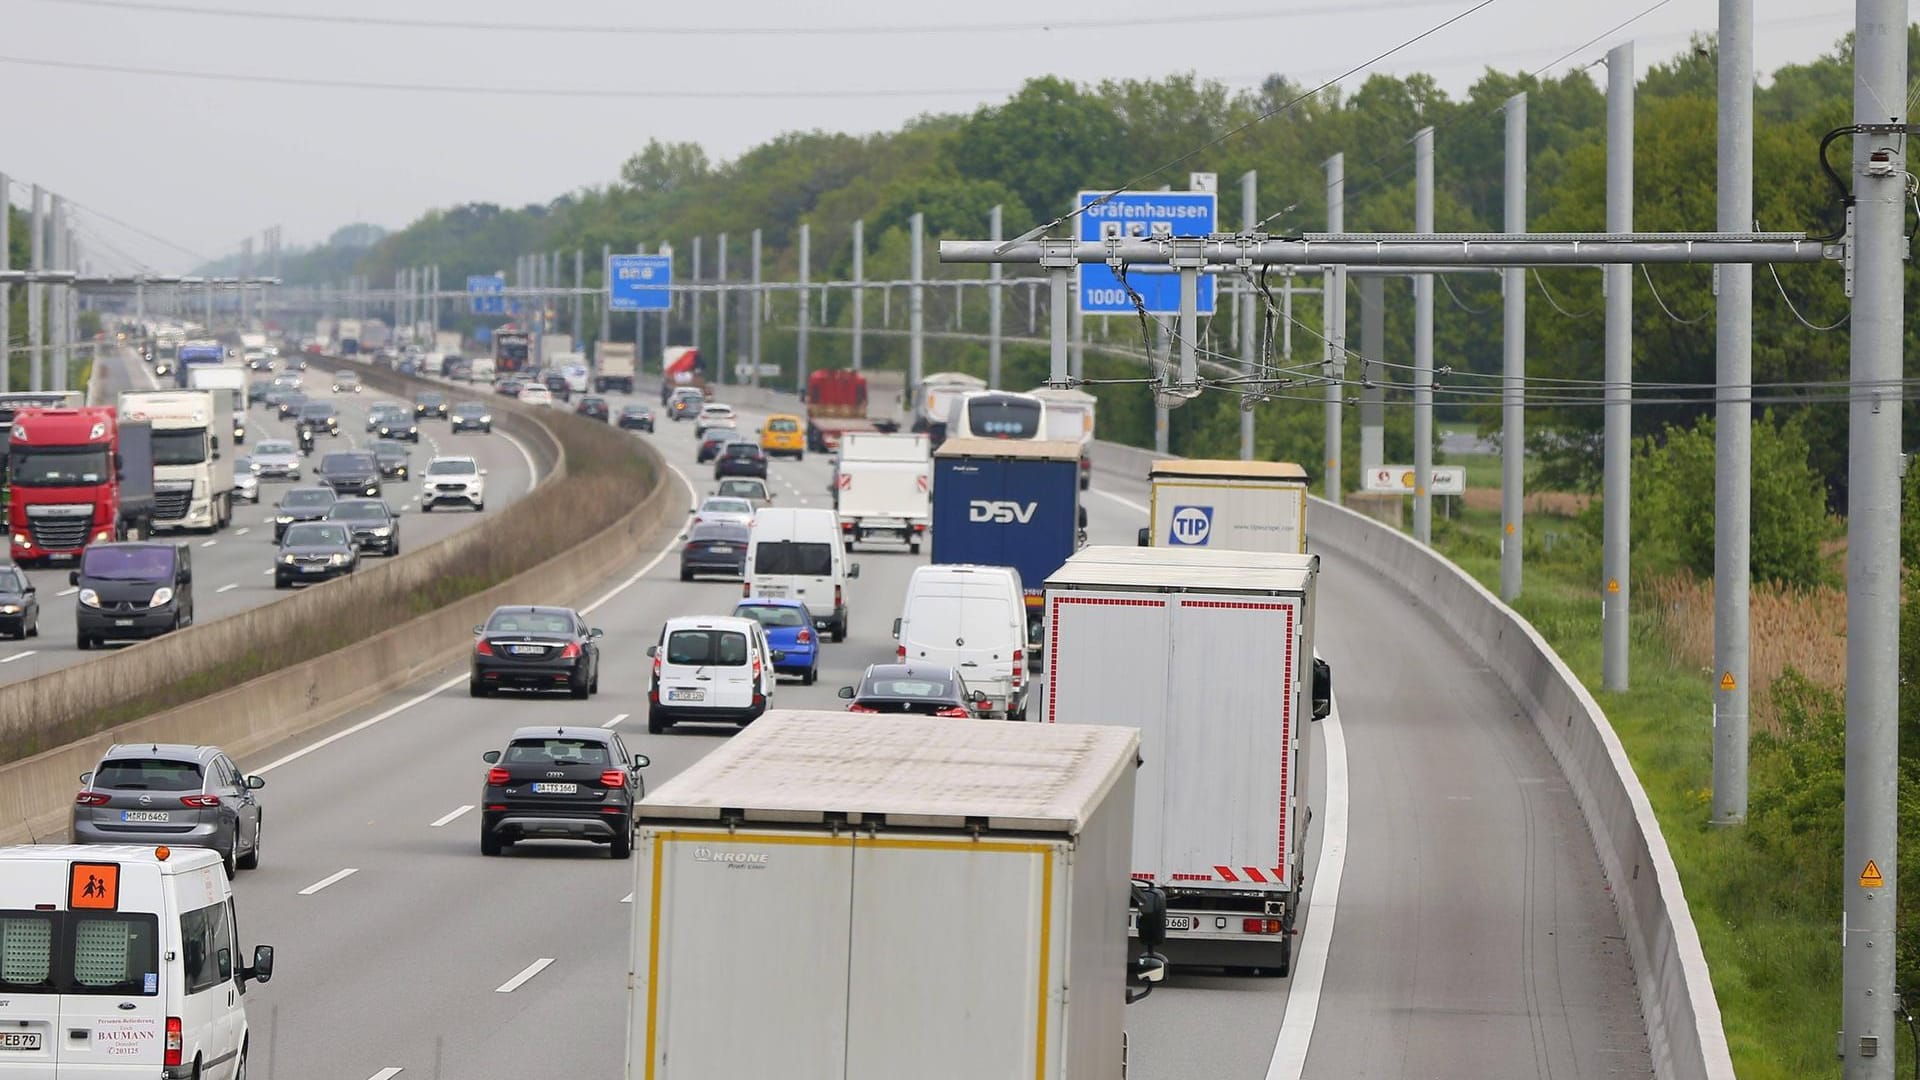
(1360, 465, 1466, 496)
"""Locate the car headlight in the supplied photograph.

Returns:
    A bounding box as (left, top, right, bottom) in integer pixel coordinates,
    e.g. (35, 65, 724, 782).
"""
(275, 514, 294, 524)
(371, 526, 391, 537)
(280, 553, 297, 564)
(148, 587, 173, 608)
(0, 604, 20, 615)
(329, 552, 348, 566)
(396, 467, 408, 478)
(249, 461, 262, 473)
(480, 414, 491, 423)
(78, 588, 100, 608)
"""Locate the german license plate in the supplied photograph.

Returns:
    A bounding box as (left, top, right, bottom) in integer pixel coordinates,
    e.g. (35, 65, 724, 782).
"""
(509, 646, 543, 656)
(709, 545, 732, 553)
(668, 688, 705, 702)
(0, 1032, 41, 1051)
(1164, 915, 1195, 931)
(114, 619, 134, 627)
(121, 810, 170, 823)
(531, 782, 577, 794)
(301, 564, 323, 573)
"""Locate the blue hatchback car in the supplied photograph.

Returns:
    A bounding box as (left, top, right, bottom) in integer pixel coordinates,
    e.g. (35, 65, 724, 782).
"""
(733, 597, 819, 685)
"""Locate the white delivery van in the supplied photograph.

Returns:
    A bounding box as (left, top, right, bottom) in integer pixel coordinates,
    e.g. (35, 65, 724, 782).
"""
(745, 508, 859, 641)
(0, 844, 275, 1079)
(893, 564, 1029, 720)
(646, 615, 778, 734)
(1141, 459, 1310, 554)
(465, 355, 496, 383)
(834, 432, 932, 552)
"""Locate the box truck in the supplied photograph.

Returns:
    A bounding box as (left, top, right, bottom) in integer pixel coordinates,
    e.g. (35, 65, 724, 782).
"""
(626, 710, 1165, 1080)
(117, 390, 234, 532)
(1138, 458, 1310, 554)
(595, 341, 637, 393)
(187, 363, 250, 445)
(1044, 545, 1332, 973)
(1031, 386, 1097, 489)
(834, 431, 931, 551)
(932, 437, 1085, 652)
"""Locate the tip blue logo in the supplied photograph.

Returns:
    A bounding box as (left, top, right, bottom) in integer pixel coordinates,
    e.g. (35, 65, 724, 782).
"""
(1168, 505, 1213, 546)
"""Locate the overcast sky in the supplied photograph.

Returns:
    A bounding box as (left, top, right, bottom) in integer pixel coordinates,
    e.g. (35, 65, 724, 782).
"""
(0, 0, 1858, 272)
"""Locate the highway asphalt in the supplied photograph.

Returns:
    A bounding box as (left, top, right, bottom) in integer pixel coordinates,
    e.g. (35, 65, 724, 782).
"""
(0, 350, 542, 684)
(195, 380, 1649, 1080)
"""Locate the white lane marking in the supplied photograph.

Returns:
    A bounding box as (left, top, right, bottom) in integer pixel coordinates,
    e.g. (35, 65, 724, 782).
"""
(261, 515, 275, 525)
(235, 527, 250, 536)
(494, 957, 554, 993)
(366, 1069, 404, 1080)
(251, 464, 695, 775)
(297, 868, 359, 896)
(57, 587, 78, 597)
(429, 805, 474, 828)
(200, 539, 217, 548)
(499, 428, 540, 487)
(1090, 487, 1149, 515)
(216, 584, 238, 594)
(1264, 695, 1350, 1080)
(0, 650, 37, 664)
(602, 712, 630, 729)
(621, 892, 634, 904)
(261, 568, 274, 576)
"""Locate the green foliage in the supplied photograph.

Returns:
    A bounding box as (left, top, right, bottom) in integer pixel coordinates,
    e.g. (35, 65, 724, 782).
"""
(619, 139, 711, 195)
(1632, 412, 1836, 587)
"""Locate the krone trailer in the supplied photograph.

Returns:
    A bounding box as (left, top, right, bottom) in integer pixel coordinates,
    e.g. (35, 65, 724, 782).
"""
(1044, 545, 1331, 973)
(1139, 458, 1309, 554)
(627, 710, 1155, 1080)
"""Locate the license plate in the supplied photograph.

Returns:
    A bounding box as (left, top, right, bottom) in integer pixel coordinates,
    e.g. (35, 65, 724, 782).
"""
(121, 810, 170, 822)
(301, 565, 323, 573)
(1164, 915, 1195, 931)
(668, 688, 706, 702)
(0, 1033, 40, 1051)
(509, 645, 544, 656)
(709, 545, 732, 553)
(531, 782, 577, 794)
(114, 618, 134, 627)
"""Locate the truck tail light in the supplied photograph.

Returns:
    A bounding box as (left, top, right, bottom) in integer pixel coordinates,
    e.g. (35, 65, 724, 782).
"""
(1243, 918, 1284, 935)
(74, 791, 109, 806)
(599, 770, 626, 788)
(474, 638, 495, 656)
(179, 794, 221, 808)
(1011, 650, 1024, 689)
(487, 767, 511, 786)
(164, 1017, 182, 1067)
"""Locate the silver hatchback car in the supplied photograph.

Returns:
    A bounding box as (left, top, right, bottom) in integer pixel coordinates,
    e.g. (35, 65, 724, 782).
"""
(72, 744, 265, 876)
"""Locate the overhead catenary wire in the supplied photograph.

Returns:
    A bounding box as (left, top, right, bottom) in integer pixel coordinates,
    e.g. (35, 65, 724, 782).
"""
(1637, 262, 1709, 325)
(1530, 268, 1596, 318)
(1767, 262, 1849, 331)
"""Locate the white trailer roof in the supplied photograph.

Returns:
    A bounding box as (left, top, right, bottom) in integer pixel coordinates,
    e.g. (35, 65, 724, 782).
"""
(1048, 545, 1316, 592)
(934, 437, 1083, 462)
(640, 711, 1139, 834)
(1150, 458, 1310, 482)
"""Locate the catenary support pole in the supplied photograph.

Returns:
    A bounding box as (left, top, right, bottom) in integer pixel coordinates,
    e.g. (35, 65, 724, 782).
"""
(796, 223, 810, 395)
(909, 213, 925, 392)
(599, 244, 612, 348)
(50, 196, 66, 393)
(715, 233, 728, 389)
(851, 219, 865, 372)
(1602, 43, 1634, 692)
(1413, 130, 1435, 543)
(1712, 0, 1754, 825)
(988, 205, 1003, 389)
(1502, 92, 1529, 603)
(1070, 287, 1085, 383)
(690, 236, 702, 362)
(573, 249, 584, 346)
(1842, 0, 1904, 1072)
(1325, 153, 1345, 503)
(28, 185, 43, 391)
(750, 228, 762, 389)
(1240, 170, 1257, 460)
(657, 242, 668, 372)
(1153, 319, 1171, 454)
(1359, 274, 1384, 469)
(1, 172, 12, 395)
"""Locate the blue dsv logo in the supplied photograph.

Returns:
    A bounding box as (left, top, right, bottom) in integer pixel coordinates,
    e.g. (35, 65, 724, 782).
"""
(1168, 505, 1213, 545)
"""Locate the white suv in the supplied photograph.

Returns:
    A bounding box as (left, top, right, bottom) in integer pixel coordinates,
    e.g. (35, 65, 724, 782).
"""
(647, 615, 778, 734)
(421, 455, 486, 512)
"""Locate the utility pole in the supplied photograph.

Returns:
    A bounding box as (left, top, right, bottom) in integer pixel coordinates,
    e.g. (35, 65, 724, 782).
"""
(658, 242, 670, 372)
(240, 237, 253, 328)
(750, 228, 763, 389)
(1240, 170, 1257, 460)
(796, 223, 810, 396)
(1, 171, 10, 394)
(690, 236, 702, 361)
(1501, 93, 1529, 603)
(28, 185, 43, 391)
(1153, 319, 1171, 454)
(1712, 0, 1754, 825)
(851, 219, 865, 371)
(599, 243, 612, 349)
(715, 233, 728, 388)
(1070, 284, 1085, 383)
(573, 248, 584, 346)
(988, 205, 1003, 389)
(1842, 0, 1905, 1072)
(1601, 43, 1635, 692)
(1412, 129, 1435, 544)
(1324, 153, 1345, 503)
(1359, 275, 1384, 469)
(50, 195, 67, 393)
(634, 244, 648, 373)
(909, 213, 925, 392)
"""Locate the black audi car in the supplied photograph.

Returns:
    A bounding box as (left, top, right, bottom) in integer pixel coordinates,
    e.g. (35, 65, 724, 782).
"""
(271, 486, 338, 542)
(837, 663, 988, 718)
(273, 521, 358, 588)
(371, 439, 411, 481)
(574, 395, 610, 422)
(478, 725, 647, 858)
(678, 522, 749, 581)
(713, 440, 768, 480)
(273, 391, 309, 421)
(296, 401, 341, 437)
(469, 604, 603, 699)
(324, 498, 400, 556)
(317, 450, 382, 498)
(617, 403, 654, 432)
(449, 402, 492, 434)
(413, 391, 448, 419)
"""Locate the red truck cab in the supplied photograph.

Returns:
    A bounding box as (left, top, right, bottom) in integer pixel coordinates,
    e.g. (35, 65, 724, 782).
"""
(9, 408, 129, 563)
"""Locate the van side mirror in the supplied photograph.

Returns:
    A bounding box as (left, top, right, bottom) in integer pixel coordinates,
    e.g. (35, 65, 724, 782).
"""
(770, 649, 787, 663)
(482, 749, 501, 764)
(243, 944, 274, 985)
(473, 625, 484, 635)
(837, 686, 855, 699)
(645, 644, 658, 657)
(1136, 527, 1150, 547)
(210, 435, 221, 460)
(633, 755, 650, 769)
(589, 628, 604, 639)
(1311, 656, 1332, 721)
(848, 563, 861, 579)
(891, 617, 901, 640)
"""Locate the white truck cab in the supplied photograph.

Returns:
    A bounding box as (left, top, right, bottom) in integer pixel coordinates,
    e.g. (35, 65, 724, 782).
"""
(0, 844, 275, 1079)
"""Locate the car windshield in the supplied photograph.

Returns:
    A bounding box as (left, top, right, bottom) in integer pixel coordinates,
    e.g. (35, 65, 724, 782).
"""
(79, 546, 175, 581)
(10, 447, 109, 485)
(321, 454, 374, 472)
(150, 430, 207, 466)
(92, 758, 201, 791)
(299, 404, 334, 417)
(256, 440, 293, 455)
(486, 610, 574, 634)
(375, 445, 405, 460)
(862, 676, 957, 699)
(428, 459, 476, 475)
(752, 541, 832, 577)
(768, 418, 799, 433)
(737, 603, 807, 628)
(326, 503, 386, 521)
(283, 523, 349, 546)
(504, 738, 608, 765)
(717, 481, 764, 498)
(665, 629, 749, 666)
(702, 498, 752, 515)
(335, 373, 357, 382)
(622, 406, 648, 416)
(0, 568, 25, 592)
(371, 405, 403, 417)
(282, 489, 335, 508)
(416, 394, 444, 405)
(454, 405, 485, 416)
(966, 397, 1044, 438)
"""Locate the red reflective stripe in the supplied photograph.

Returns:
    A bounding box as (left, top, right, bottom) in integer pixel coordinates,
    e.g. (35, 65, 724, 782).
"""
(1214, 865, 1239, 882)
(1243, 866, 1268, 884)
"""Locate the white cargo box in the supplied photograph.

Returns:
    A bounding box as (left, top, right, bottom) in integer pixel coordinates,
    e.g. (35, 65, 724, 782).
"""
(1146, 458, 1309, 553)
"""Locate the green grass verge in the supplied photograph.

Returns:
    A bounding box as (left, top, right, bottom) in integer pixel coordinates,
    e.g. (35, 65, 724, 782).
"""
(1428, 458, 1841, 1079)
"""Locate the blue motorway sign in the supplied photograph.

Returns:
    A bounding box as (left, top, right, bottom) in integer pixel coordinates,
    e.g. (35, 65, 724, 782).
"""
(608, 254, 672, 312)
(467, 274, 506, 315)
(1076, 190, 1217, 316)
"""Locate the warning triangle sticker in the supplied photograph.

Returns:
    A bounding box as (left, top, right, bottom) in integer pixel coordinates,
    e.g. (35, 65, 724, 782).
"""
(1860, 860, 1885, 888)
(1719, 671, 1737, 691)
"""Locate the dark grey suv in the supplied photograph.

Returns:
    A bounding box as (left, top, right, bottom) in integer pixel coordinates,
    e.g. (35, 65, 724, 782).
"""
(479, 727, 647, 858)
(72, 743, 265, 876)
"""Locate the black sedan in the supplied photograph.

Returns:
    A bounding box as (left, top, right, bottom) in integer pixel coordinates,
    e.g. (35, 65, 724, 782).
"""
(470, 604, 603, 699)
(837, 664, 987, 718)
(678, 522, 749, 581)
(274, 521, 358, 588)
(317, 450, 382, 498)
(324, 497, 400, 556)
(495, 378, 525, 397)
(274, 391, 309, 420)
(0, 564, 40, 639)
(714, 440, 768, 480)
(271, 486, 338, 542)
(373, 409, 419, 443)
(574, 395, 610, 422)
(617, 404, 654, 432)
(296, 401, 340, 437)
(696, 428, 736, 464)
(478, 726, 647, 858)
(414, 391, 449, 419)
(371, 440, 411, 481)
(450, 402, 493, 434)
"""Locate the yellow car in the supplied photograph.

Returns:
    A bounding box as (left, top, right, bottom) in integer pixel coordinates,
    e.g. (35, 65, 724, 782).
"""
(760, 413, 806, 459)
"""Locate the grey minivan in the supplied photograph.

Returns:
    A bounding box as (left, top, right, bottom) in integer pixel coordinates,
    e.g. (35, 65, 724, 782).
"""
(72, 743, 265, 876)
